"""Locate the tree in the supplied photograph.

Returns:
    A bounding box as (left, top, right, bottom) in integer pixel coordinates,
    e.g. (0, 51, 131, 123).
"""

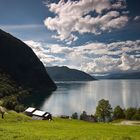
(80, 111, 87, 120)
(125, 108, 137, 120)
(71, 112, 78, 119)
(113, 106, 125, 119)
(95, 99, 112, 122)
(132, 108, 140, 120)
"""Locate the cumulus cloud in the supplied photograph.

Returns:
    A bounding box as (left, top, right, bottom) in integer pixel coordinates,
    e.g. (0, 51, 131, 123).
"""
(25, 40, 140, 74)
(44, 0, 128, 42)
(25, 40, 66, 66)
(119, 53, 140, 71)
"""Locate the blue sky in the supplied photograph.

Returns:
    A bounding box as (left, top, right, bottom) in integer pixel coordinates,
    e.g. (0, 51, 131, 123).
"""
(0, 0, 140, 74)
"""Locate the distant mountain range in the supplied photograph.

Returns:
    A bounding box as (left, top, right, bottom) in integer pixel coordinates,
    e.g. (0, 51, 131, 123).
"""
(0, 29, 56, 92)
(94, 72, 140, 79)
(46, 66, 96, 81)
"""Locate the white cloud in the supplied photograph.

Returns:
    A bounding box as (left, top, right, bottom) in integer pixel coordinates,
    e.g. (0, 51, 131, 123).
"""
(44, 0, 128, 42)
(25, 40, 66, 66)
(119, 53, 140, 71)
(25, 40, 140, 74)
(134, 16, 140, 21)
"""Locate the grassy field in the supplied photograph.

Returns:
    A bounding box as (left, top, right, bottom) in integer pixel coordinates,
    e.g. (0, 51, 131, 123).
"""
(0, 111, 140, 140)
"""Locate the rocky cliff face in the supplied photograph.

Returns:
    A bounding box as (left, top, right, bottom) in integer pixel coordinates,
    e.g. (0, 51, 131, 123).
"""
(0, 29, 56, 92)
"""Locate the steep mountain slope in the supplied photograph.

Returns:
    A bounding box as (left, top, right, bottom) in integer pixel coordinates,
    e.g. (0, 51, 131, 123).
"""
(0, 29, 56, 92)
(46, 66, 96, 81)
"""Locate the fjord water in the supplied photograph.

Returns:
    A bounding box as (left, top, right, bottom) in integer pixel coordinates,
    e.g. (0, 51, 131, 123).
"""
(40, 80, 140, 116)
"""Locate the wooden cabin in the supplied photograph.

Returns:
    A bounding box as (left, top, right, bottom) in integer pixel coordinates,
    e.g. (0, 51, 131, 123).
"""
(24, 107, 52, 120)
(32, 110, 46, 120)
(24, 107, 36, 116)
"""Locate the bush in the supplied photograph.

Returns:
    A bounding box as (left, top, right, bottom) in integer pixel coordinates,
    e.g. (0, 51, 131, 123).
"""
(14, 105, 25, 113)
(71, 112, 78, 119)
(2, 96, 18, 110)
(125, 108, 137, 120)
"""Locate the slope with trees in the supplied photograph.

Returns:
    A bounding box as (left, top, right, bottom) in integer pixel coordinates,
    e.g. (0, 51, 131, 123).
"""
(46, 66, 96, 81)
(0, 29, 56, 92)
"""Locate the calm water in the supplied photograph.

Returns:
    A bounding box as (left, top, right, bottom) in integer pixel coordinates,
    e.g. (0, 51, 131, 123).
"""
(38, 80, 140, 116)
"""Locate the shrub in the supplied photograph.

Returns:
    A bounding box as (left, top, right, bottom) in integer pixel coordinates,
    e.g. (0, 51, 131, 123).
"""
(2, 96, 18, 110)
(14, 105, 25, 113)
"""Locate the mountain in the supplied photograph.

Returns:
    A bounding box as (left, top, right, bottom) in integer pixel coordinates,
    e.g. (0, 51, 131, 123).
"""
(46, 66, 96, 81)
(94, 72, 140, 79)
(0, 29, 56, 92)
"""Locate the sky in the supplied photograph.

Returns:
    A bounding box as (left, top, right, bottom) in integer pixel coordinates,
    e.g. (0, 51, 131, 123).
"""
(0, 0, 140, 74)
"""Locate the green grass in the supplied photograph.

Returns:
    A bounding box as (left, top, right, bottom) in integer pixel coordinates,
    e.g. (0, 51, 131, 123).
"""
(0, 111, 140, 140)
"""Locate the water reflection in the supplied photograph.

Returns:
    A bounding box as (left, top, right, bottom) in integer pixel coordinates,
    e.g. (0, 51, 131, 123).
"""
(40, 80, 140, 116)
(22, 91, 52, 108)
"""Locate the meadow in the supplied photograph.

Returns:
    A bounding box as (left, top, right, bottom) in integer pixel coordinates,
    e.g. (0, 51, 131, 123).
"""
(0, 111, 140, 140)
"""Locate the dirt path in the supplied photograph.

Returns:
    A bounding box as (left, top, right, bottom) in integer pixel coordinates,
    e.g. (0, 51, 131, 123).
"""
(119, 120, 140, 126)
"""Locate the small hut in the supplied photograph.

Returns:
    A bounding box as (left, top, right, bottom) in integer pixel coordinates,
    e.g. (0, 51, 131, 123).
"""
(24, 107, 36, 116)
(32, 110, 52, 120)
(32, 110, 46, 120)
(24, 107, 52, 120)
